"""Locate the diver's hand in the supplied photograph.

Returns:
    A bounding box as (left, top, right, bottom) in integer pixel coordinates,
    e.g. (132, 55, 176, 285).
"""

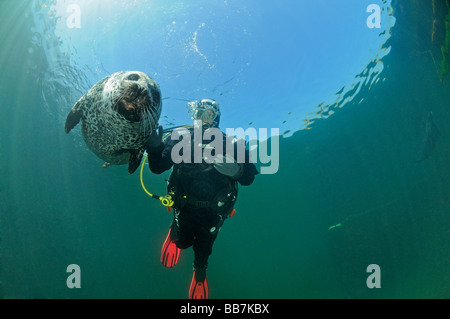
(145, 125, 163, 151)
(212, 154, 243, 180)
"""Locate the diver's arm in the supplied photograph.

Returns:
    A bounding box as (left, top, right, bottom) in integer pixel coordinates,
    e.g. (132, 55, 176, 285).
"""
(147, 139, 174, 174)
(237, 150, 258, 186)
(233, 136, 258, 186)
(222, 134, 258, 186)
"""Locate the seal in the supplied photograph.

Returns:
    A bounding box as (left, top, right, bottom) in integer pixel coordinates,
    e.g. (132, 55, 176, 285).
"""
(65, 71, 162, 174)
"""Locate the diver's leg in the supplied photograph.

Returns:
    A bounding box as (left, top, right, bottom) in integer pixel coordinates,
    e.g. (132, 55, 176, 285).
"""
(192, 209, 225, 269)
(161, 209, 193, 267)
(171, 208, 195, 249)
(188, 209, 226, 299)
(192, 228, 218, 270)
(189, 225, 218, 299)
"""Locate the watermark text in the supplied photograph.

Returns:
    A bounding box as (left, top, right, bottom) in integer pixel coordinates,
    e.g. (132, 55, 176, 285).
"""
(170, 121, 279, 175)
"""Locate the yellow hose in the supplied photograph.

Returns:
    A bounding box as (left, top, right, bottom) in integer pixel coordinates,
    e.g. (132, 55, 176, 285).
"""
(139, 153, 154, 198)
(139, 125, 193, 206)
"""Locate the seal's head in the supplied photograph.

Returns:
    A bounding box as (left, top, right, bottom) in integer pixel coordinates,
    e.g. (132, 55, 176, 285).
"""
(65, 70, 163, 174)
(104, 71, 162, 128)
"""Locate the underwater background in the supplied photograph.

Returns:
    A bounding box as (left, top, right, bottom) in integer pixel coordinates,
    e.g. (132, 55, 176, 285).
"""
(0, 0, 449, 299)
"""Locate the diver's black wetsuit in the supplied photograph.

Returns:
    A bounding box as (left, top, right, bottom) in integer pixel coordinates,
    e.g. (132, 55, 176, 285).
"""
(147, 126, 258, 269)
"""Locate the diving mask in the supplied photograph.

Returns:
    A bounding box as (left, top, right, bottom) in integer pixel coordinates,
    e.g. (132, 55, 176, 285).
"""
(187, 99, 221, 127)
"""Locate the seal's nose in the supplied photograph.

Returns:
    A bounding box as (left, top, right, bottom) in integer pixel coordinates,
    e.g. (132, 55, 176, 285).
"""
(121, 100, 136, 111)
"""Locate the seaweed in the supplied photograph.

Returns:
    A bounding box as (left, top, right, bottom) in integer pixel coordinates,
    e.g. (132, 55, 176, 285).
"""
(440, 46, 449, 80)
(440, 0, 450, 80)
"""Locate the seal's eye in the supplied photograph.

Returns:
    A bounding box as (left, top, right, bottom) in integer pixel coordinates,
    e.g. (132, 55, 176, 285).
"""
(127, 74, 140, 81)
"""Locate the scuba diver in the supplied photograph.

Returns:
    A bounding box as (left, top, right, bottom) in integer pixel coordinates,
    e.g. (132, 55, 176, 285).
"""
(145, 99, 258, 299)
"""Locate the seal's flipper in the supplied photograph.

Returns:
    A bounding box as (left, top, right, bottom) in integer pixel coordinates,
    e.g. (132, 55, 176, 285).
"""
(128, 149, 144, 174)
(65, 101, 83, 134)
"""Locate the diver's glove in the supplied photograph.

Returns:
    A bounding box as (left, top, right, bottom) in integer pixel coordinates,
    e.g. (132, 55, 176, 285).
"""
(212, 154, 243, 180)
(145, 125, 164, 152)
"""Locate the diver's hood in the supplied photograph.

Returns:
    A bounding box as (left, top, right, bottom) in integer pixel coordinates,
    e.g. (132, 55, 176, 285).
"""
(187, 98, 221, 128)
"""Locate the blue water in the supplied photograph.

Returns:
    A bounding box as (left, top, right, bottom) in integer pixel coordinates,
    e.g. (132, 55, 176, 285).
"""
(0, 0, 449, 299)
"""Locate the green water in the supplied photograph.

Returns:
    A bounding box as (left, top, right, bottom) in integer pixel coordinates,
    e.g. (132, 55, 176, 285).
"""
(0, 1, 449, 299)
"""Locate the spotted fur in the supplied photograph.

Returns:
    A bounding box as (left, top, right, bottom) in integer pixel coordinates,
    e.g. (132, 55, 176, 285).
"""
(65, 71, 162, 174)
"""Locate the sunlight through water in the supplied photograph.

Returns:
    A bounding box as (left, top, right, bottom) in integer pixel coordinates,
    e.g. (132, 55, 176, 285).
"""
(32, 0, 395, 136)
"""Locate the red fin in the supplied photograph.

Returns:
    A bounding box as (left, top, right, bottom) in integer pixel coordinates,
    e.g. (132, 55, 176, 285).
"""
(189, 270, 209, 299)
(160, 229, 180, 268)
